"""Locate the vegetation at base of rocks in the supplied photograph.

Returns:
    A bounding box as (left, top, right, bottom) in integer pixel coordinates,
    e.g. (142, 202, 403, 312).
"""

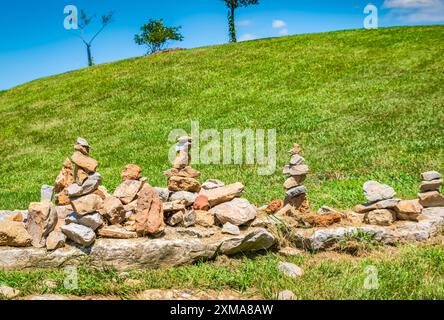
(2, 244, 444, 300)
(0, 26, 443, 212)
(334, 230, 380, 256)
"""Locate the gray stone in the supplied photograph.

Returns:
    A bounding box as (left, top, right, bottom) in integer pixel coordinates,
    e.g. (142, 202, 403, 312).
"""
(66, 212, 104, 230)
(421, 171, 441, 181)
(169, 191, 198, 206)
(277, 290, 296, 300)
(40, 185, 54, 202)
(76, 137, 90, 148)
(278, 262, 304, 278)
(363, 181, 396, 203)
(183, 210, 196, 227)
(222, 222, 240, 235)
(354, 199, 400, 213)
(61, 223, 96, 246)
(154, 187, 170, 202)
(220, 228, 275, 255)
(286, 186, 307, 197)
(420, 179, 443, 192)
(201, 179, 225, 190)
(289, 154, 305, 166)
(211, 198, 256, 226)
(163, 201, 186, 212)
(66, 173, 102, 197)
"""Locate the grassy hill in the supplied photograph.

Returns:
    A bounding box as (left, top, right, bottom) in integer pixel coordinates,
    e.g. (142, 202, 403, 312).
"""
(1, 26, 443, 210)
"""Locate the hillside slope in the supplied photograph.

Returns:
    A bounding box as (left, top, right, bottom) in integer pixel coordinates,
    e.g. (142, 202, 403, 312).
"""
(0, 26, 443, 210)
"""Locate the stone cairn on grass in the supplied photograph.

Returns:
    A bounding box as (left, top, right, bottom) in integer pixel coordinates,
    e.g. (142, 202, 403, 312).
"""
(418, 171, 444, 208)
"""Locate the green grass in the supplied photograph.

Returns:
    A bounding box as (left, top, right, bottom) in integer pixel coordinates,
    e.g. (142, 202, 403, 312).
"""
(0, 26, 443, 210)
(2, 244, 444, 300)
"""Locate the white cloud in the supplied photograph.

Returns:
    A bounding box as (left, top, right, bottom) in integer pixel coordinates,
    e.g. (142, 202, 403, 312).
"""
(237, 19, 253, 27)
(383, 0, 444, 22)
(278, 28, 289, 35)
(239, 33, 256, 41)
(272, 19, 287, 28)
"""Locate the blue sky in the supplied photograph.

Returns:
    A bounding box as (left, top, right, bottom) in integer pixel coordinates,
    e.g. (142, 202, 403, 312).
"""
(0, 0, 443, 90)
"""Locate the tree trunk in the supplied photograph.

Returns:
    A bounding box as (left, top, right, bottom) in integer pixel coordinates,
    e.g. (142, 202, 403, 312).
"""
(228, 6, 236, 43)
(86, 44, 93, 67)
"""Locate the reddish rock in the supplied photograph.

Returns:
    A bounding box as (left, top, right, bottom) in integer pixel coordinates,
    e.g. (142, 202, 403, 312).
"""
(305, 212, 342, 227)
(121, 164, 143, 181)
(135, 186, 165, 236)
(56, 192, 71, 206)
(71, 151, 98, 173)
(168, 176, 201, 193)
(76, 168, 88, 185)
(54, 159, 74, 193)
(113, 180, 144, 204)
(265, 199, 284, 214)
(27, 201, 58, 248)
(192, 195, 210, 211)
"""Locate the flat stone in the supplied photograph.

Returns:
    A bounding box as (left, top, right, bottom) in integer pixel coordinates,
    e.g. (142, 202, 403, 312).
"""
(66, 212, 104, 230)
(395, 199, 423, 221)
(219, 228, 275, 255)
(0, 221, 32, 247)
(71, 151, 98, 173)
(199, 182, 244, 207)
(121, 164, 142, 181)
(169, 191, 197, 206)
(211, 198, 256, 226)
(168, 176, 201, 193)
(278, 262, 304, 278)
(364, 209, 396, 226)
(283, 176, 305, 189)
(286, 186, 307, 197)
(163, 201, 186, 212)
(66, 173, 102, 197)
(418, 191, 444, 207)
(70, 194, 103, 216)
(46, 231, 66, 250)
(101, 196, 125, 225)
(222, 222, 240, 235)
(363, 181, 396, 203)
(421, 171, 441, 181)
(97, 226, 137, 239)
(113, 180, 143, 204)
(201, 179, 225, 190)
(354, 199, 400, 213)
(283, 164, 309, 176)
(278, 247, 303, 257)
(289, 154, 305, 166)
(420, 179, 443, 192)
(40, 185, 54, 202)
(61, 223, 96, 247)
(26, 201, 58, 248)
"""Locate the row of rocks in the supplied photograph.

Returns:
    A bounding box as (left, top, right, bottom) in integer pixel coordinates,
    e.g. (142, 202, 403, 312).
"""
(418, 171, 444, 207)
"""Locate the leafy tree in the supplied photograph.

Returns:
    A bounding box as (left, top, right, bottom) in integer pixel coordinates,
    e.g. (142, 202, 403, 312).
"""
(74, 10, 114, 67)
(134, 19, 184, 55)
(222, 0, 259, 43)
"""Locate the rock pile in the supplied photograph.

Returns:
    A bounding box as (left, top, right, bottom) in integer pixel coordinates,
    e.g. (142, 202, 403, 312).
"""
(418, 171, 444, 208)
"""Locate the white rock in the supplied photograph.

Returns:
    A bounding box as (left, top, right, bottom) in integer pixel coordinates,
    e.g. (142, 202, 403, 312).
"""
(66, 212, 104, 230)
(61, 223, 96, 246)
(363, 181, 396, 203)
(222, 222, 240, 235)
(201, 179, 225, 190)
(40, 185, 54, 202)
(211, 198, 256, 226)
(278, 262, 304, 278)
(169, 191, 198, 206)
(421, 171, 441, 181)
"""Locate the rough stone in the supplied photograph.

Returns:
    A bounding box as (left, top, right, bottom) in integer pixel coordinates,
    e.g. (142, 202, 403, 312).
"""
(304, 212, 342, 227)
(154, 187, 170, 202)
(363, 181, 396, 203)
(0, 285, 20, 298)
(113, 180, 143, 204)
(169, 191, 198, 206)
(194, 210, 215, 227)
(421, 171, 441, 182)
(220, 228, 275, 255)
(364, 209, 396, 226)
(71, 151, 98, 173)
(54, 159, 74, 193)
(278, 247, 303, 257)
(418, 191, 444, 207)
(135, 186, 165, 236)
(168, 176, 201, 193)
(75, 168, 88, 184)
(120, 164, 143, 181)
(101, 196, 125, 225)
(199, 182, 244, 206)
(283, 164, 309, 176)
(265, 199, 283, 214)
(192, 195, 210, 211)
(97, 226, 137, 239)
(420, 179, 443, 192)
(284, 193, 310, 214)
(278, 262, 304, 278)
(278, 290, 296, 300)
(61, 223, 96, 246)
(289, 154, 305, 166)
(95, 186, 111, 200)
(222, 222, 240, 235)
(395, 199, 423, 221)
(163, 201, 186, 212)
(211, 198, 256, 226)
(354, 199, 400, 213)
(183, 210, 196, 227)
(201, 179, 225, 190)
(283, 176, 305, 189)
(27, 201, 58, 248)
(286, 186, 307, 197)
(166, 210, 184, 226)
(40, 185, 54, 202)
(0, 221, 32, 247)
(66, 173, 102, 197)
(45, 231, 66, 250)
(70, 194, 103, 216)
(66, 212, 104, 230)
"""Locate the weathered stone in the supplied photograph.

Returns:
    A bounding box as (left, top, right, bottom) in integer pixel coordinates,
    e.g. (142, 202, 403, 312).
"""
(0, 221, 32, 247)
(46, 231, 66, 250)
(173, 150, 190, 169)
(194, 210, 215, 227)
(222, 222, 240, 235)
(135, 186, 165, 236)
(169, 191, 198, 206)
(168, 176, 201, 193)
(278, 290, 296, 300)
(354, 199, 400, 213)
(0, 285, 20, 298)
(211, 198, 256, 226)
(286, 186, 307, 197)
(166, 210, 184, 226)
(318, 206, 342, 215)
(40, 185, 54, 202)
(66, 212, 104, 230)
(363, 181, 396, 203)
(95, 186, 111, 200)
(220, 228, 275, 255)
(70, 194, 103, 216)
(66, 172, 102, 197)
(283, 164, 309, 176)
(199, 182, 244, 207)
(192, 195, 210, 211)
(420, 179, 443, 192)
(201, 179, 225, 190)
(113, 180, 143, 204)
(278, 262, 304, 278)
(101, 196, 125, 225)
(154, 187, 170, 202)
(75, 168, 88, 184)
(56, 192, 71, 206)
(27, 201, 58, 248)
(163, 201, 186, 212)
(304, 212, 342, 227)
(183, 210, 196, 227)
(163, 166, 201, 179)
(0, 210, 27, 223)
(121, 164, 143, 181)
(97, 226, 137, 239)
(283, 176, 305, 189)
(54, 159, 74, 193)
(61, 223, 96, 246)
(421, 171, 441, 182)
(71, 151, 98, 173)
(289, 154, 305, 166)
(418, 191, 444, 207)
(265, 199, 283, 214)
(395, 199, 423, 221)
(364, 209, 396, 226)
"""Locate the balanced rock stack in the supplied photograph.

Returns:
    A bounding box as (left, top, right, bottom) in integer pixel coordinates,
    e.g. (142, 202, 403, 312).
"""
(418, 171, 444, 208)
(282, 144, 310, 214)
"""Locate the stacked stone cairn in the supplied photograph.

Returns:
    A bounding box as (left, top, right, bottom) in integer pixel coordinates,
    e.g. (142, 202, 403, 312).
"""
(418, 171, 444, 208)
(355, 180, 423, 225)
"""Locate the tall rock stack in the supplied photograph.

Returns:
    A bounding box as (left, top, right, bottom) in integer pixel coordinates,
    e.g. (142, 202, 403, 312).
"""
(282, 144, 310, 214)
(418, 171, 444, 208)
